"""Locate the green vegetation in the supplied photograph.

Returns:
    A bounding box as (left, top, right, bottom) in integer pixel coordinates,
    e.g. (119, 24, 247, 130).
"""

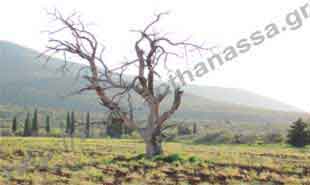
(70, 112, 75, 136)
(11, 116, 17, 134)
(32, 109, 38, 136)
(23, 113, 31, 137)
(0, 137, 310, 185)
(287, 118, 310, 147)
(45, 115, 50, 134)
(65, 112, 71, 134)
(85, 112, 90, 138)
(3, 109, 310, 148)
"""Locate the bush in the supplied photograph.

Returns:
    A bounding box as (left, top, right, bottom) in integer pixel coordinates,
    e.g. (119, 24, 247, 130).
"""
(188, 156, 202, 163)
(153, 154, 185, 163)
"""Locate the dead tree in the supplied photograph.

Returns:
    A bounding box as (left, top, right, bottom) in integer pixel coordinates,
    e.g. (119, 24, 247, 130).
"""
(42, 10, 209, 157)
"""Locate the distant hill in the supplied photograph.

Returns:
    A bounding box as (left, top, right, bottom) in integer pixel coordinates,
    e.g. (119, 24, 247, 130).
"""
(0, 41, 307, 123)
(185, 85, 302, 112)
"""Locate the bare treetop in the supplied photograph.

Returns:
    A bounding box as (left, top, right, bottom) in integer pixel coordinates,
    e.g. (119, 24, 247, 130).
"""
(42, 9, 210, 157)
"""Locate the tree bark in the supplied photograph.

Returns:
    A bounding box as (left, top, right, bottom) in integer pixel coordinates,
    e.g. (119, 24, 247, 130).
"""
(140, 127, 163, 158)
(145, 136, 163, 158)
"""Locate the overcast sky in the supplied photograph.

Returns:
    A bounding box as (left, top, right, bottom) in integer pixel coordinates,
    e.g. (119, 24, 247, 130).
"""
(1, 0, 310, 112)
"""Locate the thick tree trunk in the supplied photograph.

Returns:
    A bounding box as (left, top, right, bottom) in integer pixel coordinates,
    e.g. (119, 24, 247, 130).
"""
(140, 127, 163, 158)
(145, 138, 162, 157)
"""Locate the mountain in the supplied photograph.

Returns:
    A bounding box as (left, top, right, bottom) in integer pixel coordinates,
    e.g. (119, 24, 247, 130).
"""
(185, 86, 302, 112)
(0, 41, 307, 123)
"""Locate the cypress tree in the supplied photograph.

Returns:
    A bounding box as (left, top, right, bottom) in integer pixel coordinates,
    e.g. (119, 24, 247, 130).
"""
(70, 112, 75, 136)
(12, 116, 18, 134)
(45, 115, 51, 133)
(65, 112, 71, 134)
(32, 109, 39, 136)
(85, 112, 90, 138)
(193, 123, 197, 135)
(24, 113, 31, 137)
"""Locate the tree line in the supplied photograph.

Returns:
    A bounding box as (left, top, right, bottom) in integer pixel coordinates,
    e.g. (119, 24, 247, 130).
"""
(12, 109, 49, 136)
(10, 110, 135, 138)
(9, 109, 309, 148)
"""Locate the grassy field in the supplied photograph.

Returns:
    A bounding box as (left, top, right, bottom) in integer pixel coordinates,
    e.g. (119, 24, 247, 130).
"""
(0, 137, 310, 185)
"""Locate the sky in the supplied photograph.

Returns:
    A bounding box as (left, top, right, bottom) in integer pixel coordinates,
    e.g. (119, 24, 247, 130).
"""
(0, 0, 310, 112)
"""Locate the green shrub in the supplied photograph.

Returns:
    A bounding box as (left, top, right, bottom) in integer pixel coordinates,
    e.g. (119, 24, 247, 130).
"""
(188, 156, 202, 163)
(153, 154, 185, 163)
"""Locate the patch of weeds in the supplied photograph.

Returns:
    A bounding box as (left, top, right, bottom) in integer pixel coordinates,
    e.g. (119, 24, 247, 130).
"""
(101, 159, 113, 165)
(130, 153, 146, 161)
(153, 154, 185, 163)
(111, 155, 131, 162)
(188, 156, 202, 164)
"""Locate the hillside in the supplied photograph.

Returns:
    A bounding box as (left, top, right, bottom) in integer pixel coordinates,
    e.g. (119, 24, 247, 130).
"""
(0, 41, 306, 123)
(185, 85, 301, 112)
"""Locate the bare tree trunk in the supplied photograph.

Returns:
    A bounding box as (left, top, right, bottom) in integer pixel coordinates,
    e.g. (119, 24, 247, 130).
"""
(145, 138, 162, 157)
(43, 11, 206, 158)
(140, 127, 163, 158)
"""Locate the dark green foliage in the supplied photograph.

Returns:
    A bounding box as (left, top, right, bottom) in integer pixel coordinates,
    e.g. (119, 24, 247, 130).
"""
(65, 112, 71, 134)
(106, 118, 123, 138)
(23, 113, 31, 136)
(12, 116, 18, 133)
(131, 153, 201, 164)
(32, 109, 39, 136)
(153, 154, 185, 163)
(188, 156, 202, 163)
(45, 115, 51, 133)
(287, 118, 309, 147)
(70, 112, 75, 136)
(193, 123, 197, 135)
(85, 112, 90, 138)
